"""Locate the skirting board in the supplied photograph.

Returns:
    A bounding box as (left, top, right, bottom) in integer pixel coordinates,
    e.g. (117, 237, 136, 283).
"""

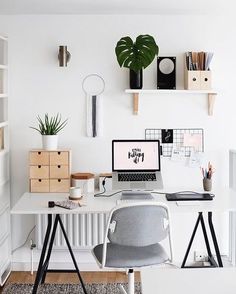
(11, 262, 107, 272)
(12, 247, 99, 271)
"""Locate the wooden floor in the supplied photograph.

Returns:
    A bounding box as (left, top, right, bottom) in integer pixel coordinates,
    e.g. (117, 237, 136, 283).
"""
(0, 271, 140, 293)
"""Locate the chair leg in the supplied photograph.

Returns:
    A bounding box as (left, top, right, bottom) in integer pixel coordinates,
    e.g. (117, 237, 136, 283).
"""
(128, 269, 135, 294)
(119, 269, 134, 294)
(119, 284, 127, 294)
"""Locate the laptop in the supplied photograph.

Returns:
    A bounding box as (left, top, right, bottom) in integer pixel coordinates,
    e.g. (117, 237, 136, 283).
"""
(112, 139, 163, 190)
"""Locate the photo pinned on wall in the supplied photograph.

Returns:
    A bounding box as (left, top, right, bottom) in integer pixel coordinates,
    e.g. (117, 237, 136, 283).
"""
(183, 133, 202, 151)
(82, 74, 105, 137)
(161, 129, 173, 144)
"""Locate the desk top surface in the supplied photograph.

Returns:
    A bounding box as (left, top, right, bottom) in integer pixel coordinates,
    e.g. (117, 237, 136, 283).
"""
(11, 187, 236, 215)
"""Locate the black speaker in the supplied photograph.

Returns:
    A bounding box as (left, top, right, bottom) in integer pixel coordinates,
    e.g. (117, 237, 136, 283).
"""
(157, 57, 176, 89)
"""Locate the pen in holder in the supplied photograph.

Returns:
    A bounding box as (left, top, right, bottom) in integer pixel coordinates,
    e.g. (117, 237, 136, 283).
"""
(201, 162, 215, 192)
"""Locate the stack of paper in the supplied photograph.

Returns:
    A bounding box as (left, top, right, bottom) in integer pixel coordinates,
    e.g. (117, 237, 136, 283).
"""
(186, 51, 213, 71)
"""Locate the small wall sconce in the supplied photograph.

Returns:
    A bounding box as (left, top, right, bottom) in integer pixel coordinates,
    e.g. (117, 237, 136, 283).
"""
(58, 46, 71, 67)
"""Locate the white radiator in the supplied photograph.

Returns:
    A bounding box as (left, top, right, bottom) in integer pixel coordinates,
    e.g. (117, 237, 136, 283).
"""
(36, 213, 108, 250)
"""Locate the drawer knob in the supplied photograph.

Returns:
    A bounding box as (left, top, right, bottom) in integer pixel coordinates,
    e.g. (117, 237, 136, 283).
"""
(38, 165, 41, 168)
(38, 179, 42, 182)
(58, 152, 61, 155)
(58, 165, 61, 168)
(38, 152, 41, 155)
(58, 179, 61, 182)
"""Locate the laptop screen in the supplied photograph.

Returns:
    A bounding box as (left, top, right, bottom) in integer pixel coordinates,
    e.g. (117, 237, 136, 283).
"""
(112, 140, 161, 171)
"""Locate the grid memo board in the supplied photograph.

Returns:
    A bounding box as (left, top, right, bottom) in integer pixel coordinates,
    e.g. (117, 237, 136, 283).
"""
(145, 128, 204, 157)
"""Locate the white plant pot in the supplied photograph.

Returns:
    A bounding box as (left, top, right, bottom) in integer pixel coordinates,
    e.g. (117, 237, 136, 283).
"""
(42, 135, 58, 150)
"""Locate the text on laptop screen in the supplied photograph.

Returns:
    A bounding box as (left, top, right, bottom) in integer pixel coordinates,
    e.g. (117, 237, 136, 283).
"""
(112, 140, 160, 171)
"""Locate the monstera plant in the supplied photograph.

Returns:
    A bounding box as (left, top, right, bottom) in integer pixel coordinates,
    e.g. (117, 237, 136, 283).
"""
(115, 34, 159, 89)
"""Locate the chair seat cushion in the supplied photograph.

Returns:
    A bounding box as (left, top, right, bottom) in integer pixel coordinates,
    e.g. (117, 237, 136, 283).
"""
(93, 243, 169, 268)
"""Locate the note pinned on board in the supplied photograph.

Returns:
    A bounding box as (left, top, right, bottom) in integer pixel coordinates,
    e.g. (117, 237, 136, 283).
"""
(187, 149, 203, 168)
(171, 147, 185, 162)
(183, 133, 202, 151)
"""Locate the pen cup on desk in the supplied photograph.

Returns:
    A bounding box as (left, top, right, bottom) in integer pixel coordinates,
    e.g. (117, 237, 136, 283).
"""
(203, 178, 212, 192)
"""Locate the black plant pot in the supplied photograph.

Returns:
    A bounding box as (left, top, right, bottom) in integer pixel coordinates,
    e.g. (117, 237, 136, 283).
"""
(129, 69, 143, 89)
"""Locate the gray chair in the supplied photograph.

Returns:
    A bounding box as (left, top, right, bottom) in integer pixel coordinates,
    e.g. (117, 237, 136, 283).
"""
(92, 201, 173, 294)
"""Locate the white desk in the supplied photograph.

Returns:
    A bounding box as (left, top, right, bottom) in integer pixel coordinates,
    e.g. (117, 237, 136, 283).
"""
(11, 187, 236, 216)
(11, 187, 236, 293)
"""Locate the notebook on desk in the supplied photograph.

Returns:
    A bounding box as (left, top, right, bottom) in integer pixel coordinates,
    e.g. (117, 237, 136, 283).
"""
(166, 192, 214, 201)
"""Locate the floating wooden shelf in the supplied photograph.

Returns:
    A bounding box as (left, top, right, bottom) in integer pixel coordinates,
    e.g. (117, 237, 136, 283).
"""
(125, 89, 217, 116)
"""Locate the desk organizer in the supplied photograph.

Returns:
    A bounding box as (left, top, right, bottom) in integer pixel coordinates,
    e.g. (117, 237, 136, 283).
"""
(71, 172, 95, 194)
(184, 70, 212, 90)
(29, 150, 71, 193)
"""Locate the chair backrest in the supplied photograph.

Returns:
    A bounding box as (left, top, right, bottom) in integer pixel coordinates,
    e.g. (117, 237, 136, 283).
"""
(107, 202, 169, 247)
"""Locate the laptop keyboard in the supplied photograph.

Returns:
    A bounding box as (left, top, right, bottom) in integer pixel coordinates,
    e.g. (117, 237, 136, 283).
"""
(118, 173, 156, 182)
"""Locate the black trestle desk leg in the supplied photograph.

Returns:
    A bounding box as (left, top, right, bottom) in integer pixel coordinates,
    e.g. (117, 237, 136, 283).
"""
(41, 215, 60, 284)
(57, 215, 88, 294)
(32, 214, 52, 294)
(181, 212, 202, 268)
(199, 213, 213, 260)
(208, 212, 223, 267)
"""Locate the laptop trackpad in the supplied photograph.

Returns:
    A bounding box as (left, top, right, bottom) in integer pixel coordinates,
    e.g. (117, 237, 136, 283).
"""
(131, 183, 145, 189)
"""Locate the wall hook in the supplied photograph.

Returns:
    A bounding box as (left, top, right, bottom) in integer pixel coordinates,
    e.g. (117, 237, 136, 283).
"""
(58, 45, 71, 67)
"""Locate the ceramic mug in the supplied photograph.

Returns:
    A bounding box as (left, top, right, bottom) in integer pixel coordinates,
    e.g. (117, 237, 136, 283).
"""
(69, 187, 82, 200)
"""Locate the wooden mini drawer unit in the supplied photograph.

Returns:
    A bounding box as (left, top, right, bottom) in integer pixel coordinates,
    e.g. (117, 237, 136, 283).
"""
(50, 165, 69, 178)
(29, 151, 49, 165)
(50, 151, 69, 165)
(29, 150, 70, 193)
(50, 179, 70, 193)
(30, 179, 50, 193)
(29, 166, 49, 179)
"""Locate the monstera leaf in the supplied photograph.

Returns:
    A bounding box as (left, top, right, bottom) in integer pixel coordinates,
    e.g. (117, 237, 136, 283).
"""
(115, 34, 159, 73)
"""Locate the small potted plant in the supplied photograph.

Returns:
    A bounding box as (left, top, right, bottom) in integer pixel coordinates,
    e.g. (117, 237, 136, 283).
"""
(115, 34, 159, 89)
(30, 113, 68, 150)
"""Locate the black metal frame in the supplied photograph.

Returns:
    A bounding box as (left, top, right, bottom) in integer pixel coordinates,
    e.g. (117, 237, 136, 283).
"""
(181, 211, 223, 268)
(32, 214, 88, 294)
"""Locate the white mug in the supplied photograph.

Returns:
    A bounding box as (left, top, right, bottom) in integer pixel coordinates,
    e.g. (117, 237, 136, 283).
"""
(69, 187, 82, 199)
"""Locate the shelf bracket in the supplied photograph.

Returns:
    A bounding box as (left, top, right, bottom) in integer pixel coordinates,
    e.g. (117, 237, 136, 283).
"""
(208, 93, 216, 116)
(133, 93, 139, 115)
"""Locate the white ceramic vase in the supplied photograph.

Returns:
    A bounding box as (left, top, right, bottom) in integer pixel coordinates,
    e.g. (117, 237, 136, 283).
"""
(42, 135, 58, 150)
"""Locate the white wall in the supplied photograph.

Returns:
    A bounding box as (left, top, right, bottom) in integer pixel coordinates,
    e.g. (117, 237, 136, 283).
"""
(0, 14, 235, 268)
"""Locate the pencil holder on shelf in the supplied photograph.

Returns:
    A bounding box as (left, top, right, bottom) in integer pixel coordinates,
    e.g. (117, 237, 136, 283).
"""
(203, 178, 212, 192)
